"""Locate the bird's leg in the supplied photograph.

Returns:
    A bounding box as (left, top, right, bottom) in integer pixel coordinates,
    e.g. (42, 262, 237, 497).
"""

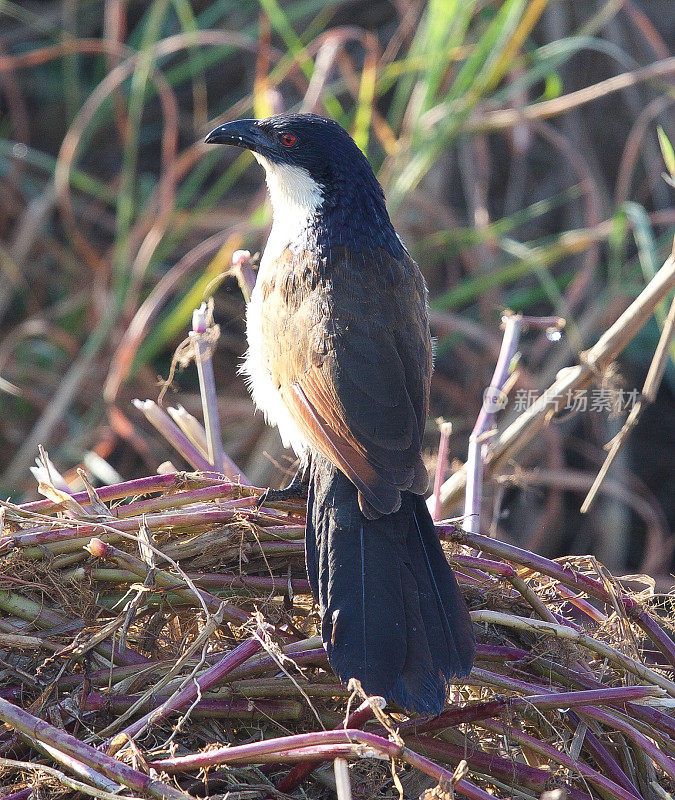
(257, 457, 310, 508)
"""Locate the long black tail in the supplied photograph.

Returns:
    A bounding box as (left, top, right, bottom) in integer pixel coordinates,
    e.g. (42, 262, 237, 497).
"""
(306, 455, 475, 715)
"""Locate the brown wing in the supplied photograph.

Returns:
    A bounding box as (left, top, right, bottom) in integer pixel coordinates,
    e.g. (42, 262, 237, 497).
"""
(260, 245, 432, 517)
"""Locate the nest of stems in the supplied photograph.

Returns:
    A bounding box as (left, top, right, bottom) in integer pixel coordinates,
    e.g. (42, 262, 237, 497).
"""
(0, 472, 674, 800)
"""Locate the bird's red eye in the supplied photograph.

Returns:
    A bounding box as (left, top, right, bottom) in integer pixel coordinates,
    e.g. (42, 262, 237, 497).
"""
(280, 132, 297, 147)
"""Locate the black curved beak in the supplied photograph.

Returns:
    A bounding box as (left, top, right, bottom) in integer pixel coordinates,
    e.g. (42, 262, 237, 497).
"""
(205, 119, 264, 150)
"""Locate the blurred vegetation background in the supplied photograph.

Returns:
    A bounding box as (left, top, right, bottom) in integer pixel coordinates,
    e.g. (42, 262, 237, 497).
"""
(0, 0, 672, 580)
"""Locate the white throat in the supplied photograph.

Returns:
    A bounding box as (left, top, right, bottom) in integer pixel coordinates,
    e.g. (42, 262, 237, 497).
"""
(253, 154, 323, 268)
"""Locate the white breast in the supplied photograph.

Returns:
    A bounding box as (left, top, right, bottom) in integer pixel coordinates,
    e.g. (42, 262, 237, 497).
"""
(240, 157, 324, 456)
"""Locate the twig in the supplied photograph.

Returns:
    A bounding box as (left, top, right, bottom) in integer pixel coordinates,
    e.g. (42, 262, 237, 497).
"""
(480, 719, 643, 800)
(467, 56, 675, 132)
(86, 537, 249, 624)
(191, 302, 225, 472)
(581, 293, 675, 512)
(429, 420, 452, 521)
(167, 405, 209, 458)
(276, 699, 379, 792)
(17, 472, 223, 514)
(232, 248, 257, 302)
(438, 248, 675, 513)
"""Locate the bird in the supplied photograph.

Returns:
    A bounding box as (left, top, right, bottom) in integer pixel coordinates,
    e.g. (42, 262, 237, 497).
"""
(205, 113, 475, 714)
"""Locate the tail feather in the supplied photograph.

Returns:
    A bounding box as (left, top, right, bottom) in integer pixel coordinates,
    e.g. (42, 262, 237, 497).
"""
(409, 496, 476, 678)
(306, 455, 475, 714)
(305, 475, 320, 600)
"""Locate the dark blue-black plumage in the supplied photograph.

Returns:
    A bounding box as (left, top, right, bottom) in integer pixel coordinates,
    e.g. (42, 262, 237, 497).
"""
(306, 454, 475, 714)
(206, 113, 475, 713)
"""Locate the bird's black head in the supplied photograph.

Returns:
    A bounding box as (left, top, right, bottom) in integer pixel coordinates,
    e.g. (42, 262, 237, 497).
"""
(206, 113, 403, 257)
(206, 113, 367, 189)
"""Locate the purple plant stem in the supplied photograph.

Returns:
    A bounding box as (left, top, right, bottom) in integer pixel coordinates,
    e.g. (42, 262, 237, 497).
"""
(3, 506, 295, 552)
(231, 249, 257, 300)
(567, 710, 643, 798)
(150, 730, 392, 770)
(633, 612, 675, 667)
(451, 569, 507, 590)
(276, 700, 377, 793)
(1, 790, 31, 800)
(525, 652, 604, 690)
(558, 584, 608, 623)
(450, 554, 516, 578)
(402, 698, 509, 734)
(445, 526, 675, 667)
(523, 686, 660, 707)
(472, 666, 550, 694)
(452, 554, 604, 626)
(398, 686, 660, 739)
(0, 697, 191, 800)
(115, 484, 258, 517)
(108, 634, 262, 747)
(467, 672, 650, 794)
(474, 643, 530, 661)
(496, 665, 653, 794)
(133, 399, 215, 472)
(409, 734, 549, 790)
(474, 671, 668, 787)
(575, 704, 675, 779)
(83, 691, 300, 720)
(18, 471, 224, 514)
(626, 702, 675, 740)
(464, 313, 522, 535)
(482, 719, 644, 800)
(4, 512, 230, 550)
(151, 728, 495, 800)
(550, 610, 583, 631)
(564, 788, 597, 800)
(257, 522, 307, 534)
(223, 647, 328, 681)
(36, 741, 129, 796)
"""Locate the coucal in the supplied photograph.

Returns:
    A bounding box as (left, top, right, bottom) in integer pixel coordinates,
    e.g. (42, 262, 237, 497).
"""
(206, 113, 475, 714)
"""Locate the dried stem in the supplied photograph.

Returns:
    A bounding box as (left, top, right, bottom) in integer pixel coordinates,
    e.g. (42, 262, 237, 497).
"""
(191, 303, 225, 472)
(581, 293, 675, 512)
(439, 248, 675, 512)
